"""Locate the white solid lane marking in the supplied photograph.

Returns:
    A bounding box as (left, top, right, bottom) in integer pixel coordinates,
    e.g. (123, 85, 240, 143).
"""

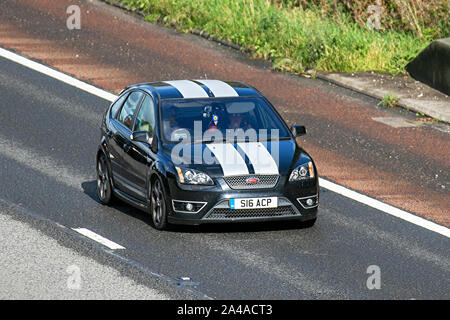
(0, 71, 102, 127)
(206, 143, 249, 176)
(1, 46, 448, 238)
(237, 142, 279, 174)
(0, 47, 117, 102)
(195, 79, 238, 97)
(319, 178, 450, 238)
(164, 80, 209, 98)
(72, 228, 125, 250)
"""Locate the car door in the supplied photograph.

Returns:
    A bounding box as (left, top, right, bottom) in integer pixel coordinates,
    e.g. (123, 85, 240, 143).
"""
(122, 93, 157, 202)
(109, 90, 144, 197)
(105, 92, 128, 181)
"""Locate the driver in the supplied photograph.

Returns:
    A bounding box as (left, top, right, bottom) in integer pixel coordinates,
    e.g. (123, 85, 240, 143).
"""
(228, 112, 251, 130)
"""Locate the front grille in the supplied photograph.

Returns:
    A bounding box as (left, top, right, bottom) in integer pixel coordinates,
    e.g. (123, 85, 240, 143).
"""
(202, 198, 300, 220)
(224, 175, 279, 190)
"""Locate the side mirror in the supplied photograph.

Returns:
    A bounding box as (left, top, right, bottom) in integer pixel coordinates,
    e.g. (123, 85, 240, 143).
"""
(131, 131, 152, 144)
(291, 125, 306, 137)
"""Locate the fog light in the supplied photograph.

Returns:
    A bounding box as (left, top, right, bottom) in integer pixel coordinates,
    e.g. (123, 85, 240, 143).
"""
(297, 195, 318, 209)
(173, 200, 207, 213)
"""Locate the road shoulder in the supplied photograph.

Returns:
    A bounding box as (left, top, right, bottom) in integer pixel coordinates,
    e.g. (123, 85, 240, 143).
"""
(317, 71, 450, 123)
(0, 200, 196, 299)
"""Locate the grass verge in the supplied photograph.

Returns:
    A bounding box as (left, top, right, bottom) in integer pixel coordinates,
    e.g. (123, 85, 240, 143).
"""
(118, 0, 443, 75)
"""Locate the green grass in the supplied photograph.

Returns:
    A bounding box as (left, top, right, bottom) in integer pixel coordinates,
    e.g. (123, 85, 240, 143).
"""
(119, 0, 433, 75)
(378, 92, 400, 108)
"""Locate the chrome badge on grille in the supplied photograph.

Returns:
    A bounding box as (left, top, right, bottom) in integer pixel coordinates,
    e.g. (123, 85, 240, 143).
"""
(225, 175, 279, 190)
(246, 177, 260, 184)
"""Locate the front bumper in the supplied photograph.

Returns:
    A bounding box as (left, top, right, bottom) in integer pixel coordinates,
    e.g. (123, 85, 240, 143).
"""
(165, 174, 319, 225)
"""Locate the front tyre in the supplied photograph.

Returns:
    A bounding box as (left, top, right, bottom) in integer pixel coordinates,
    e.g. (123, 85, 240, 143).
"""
(97, 153, 114, 205)
(150, 178, 168, 230)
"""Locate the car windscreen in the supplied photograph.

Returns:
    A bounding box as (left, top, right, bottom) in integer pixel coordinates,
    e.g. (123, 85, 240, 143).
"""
(160, 97, 290, 144)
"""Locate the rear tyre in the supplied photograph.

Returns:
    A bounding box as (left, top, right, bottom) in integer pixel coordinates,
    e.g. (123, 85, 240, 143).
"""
(97, 153, 114, 205)
(150, 177, 168, 230)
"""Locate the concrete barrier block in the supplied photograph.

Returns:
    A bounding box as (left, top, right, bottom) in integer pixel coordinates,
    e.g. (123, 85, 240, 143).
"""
(406, 38, 450, 95)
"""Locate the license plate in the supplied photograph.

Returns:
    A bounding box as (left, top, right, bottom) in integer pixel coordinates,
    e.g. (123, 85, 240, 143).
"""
(229, 197, 278, 210)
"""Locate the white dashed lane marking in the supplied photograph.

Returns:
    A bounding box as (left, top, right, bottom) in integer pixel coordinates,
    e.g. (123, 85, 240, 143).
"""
(72, 228, 125, 250)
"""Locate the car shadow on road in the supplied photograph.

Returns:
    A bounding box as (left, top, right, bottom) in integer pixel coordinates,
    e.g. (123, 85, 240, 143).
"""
(82, 180, 153, 226)
(177, 220, 314, 234)
(81, 180, 313, 234)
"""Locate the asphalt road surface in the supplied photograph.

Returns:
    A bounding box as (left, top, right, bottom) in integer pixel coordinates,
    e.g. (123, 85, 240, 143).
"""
(0, 206, 176, 300)
(0, 56, 449, 299)
(1, 0, 449, 226)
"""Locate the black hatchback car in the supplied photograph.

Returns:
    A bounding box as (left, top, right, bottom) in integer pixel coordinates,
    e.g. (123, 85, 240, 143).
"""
(96, 80, 319, 230)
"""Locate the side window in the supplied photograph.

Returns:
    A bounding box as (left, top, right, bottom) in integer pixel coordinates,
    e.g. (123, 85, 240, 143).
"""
(118, 91, 143, 129)
(134, 95, 156, 135)
(110, 93, 128, 119)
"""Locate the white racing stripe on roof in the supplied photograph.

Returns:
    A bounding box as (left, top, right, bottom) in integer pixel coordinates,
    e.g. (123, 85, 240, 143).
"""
(238, 142, 279, 174)
(164, 80, 209, 98)
(206, 143, 249, 176)
(195, 79, 238, 97)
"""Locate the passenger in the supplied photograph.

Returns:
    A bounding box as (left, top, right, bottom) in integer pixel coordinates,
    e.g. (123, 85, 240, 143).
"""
(163, 107, 180, 141)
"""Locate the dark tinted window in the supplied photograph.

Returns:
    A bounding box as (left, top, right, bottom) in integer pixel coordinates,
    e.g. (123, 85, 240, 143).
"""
(134, 95, 156, 135)
(160, 97, 290, 143)
(118, 91, 143, 129)
(110, 93, 127, 119)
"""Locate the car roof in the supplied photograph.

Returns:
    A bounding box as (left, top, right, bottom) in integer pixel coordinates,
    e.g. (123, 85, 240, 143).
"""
(122, 80, 262, 100)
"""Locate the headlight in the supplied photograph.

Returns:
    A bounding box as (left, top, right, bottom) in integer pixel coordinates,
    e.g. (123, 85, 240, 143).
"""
(175, 167, 214, 185)
(289, 161, 315, 181)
